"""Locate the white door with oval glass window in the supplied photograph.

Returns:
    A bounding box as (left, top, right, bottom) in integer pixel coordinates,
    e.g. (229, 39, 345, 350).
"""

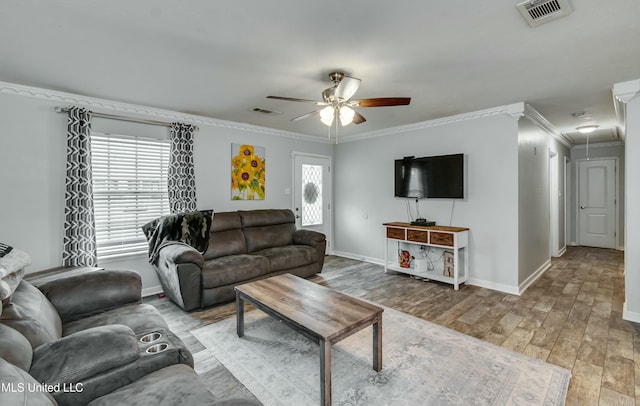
(293, 153, 332, 253)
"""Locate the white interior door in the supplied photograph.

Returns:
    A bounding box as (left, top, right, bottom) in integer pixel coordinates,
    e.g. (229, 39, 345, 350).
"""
(292, 153, 332, 252)
(578, 158, 616, 249)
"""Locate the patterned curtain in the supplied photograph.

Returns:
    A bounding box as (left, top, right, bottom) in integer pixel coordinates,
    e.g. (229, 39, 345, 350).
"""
(168, 123, 198, 213)
(63, 107, 97, 266)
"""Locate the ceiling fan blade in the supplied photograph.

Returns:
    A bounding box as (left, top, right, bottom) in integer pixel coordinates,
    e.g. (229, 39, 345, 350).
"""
(334, 76, 361, 101)
(351, 97, 411, 107)
(290, 108, 324, 121)
(352, 111, 367, 124)
(267, 96, 328, 105)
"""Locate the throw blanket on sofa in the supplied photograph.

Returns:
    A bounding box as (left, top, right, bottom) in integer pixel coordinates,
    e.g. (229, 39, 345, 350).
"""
(0, 243, 31, 304)
(142, 210, 213, 264)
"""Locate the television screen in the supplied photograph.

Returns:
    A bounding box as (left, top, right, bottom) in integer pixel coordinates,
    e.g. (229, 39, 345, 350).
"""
(394, 154, 464, 199)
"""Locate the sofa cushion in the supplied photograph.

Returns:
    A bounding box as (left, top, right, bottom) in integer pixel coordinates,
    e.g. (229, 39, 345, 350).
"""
(255, 245, 319, 272)
(47, 328, 193, 406)
(202, 254, 270, 288)
(210, 211, 243, 232)
(62, 303, 168, 337)
(203, 212, 246, 260)
(0, 358, 58, 406)
(87, 364, 218, 406)
(30, 324, 139, 385)
(38, 269, 142, 324)
(0, 323, 33, 371)
(243, 223, 296, 253)
(238, 209, 295, 227)
(0, 281, 62, 349)
(204, 229, 247, 260)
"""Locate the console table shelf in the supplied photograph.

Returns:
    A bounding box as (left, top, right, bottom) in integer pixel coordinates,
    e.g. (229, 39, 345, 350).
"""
(383, 222, 469, 290)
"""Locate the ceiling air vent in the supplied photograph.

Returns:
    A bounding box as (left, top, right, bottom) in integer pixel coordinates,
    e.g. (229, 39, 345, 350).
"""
(517, 0, 572, 27)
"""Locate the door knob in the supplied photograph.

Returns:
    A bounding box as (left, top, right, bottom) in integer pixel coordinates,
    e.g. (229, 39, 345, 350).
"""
(580, 205, 585, 209)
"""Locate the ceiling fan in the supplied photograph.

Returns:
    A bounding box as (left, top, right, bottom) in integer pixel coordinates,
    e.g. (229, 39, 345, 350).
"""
(267, 71, 411, 128)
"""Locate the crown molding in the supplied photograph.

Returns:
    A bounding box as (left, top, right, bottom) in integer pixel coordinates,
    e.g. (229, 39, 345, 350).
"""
(571, 141, 624, 150)
(523, 104, 572, 148)
(612, 88, 627, 141)
(613, 79, 640, 103)
(612, 79, 640, 143)
(340, 102, 525, 143)
(0, 81, 332, 144)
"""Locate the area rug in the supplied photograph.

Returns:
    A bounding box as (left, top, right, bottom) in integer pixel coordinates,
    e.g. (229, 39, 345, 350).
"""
(192, 306, 570, 406)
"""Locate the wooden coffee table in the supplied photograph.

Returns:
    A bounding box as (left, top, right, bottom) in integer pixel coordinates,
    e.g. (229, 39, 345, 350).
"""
(235, 273, 384, 406)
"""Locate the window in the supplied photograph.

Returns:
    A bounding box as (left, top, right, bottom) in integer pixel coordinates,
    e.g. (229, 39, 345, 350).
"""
(91, 132, 171, 259)
(301, 164, 323, 226)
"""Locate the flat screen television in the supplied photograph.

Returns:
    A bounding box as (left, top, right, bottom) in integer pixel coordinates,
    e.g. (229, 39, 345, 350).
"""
(394, 154, 464, 199)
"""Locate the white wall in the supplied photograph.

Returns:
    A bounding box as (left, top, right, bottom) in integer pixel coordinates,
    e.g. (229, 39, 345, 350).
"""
(623, 91, 640, 320)
(517, 118, 570, 290)
(0, 88, 332, 295)
(0, 95, 67, 271)
(333, 110, 521, 292)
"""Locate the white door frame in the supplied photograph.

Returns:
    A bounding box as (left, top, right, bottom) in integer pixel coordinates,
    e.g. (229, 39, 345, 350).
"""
(563, 156, 569, 255)
(549, 150, 559, 257)
(575, 157, 619, 249)
(291, 152, 333, 254)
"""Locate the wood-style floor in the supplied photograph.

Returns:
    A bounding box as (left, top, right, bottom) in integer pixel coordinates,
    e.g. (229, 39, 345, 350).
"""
(145, 246, 636, 405)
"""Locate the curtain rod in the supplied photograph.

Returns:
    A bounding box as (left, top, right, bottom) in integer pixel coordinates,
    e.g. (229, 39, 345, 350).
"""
(54, 106, 199, 130)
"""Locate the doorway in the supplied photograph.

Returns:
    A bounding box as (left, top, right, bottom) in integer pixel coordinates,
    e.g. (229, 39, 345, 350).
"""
(577, 158, 617, 249)
(292, 153, 332, 253)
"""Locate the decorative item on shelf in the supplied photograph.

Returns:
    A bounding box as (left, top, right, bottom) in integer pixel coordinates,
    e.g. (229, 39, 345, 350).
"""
(414, 258, 428, 273)
(443, 250, 454, 277)
(399, 250, 414, 268)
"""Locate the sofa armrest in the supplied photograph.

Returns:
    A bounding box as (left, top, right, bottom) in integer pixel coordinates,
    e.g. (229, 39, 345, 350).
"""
(293, 229, 327, 271)
(158, 243, 204, 268)
(38, 270, 142, 323)
(30, 324, 139, 384)
(293, 229, 326, 246)
(154, 245, 204, 311)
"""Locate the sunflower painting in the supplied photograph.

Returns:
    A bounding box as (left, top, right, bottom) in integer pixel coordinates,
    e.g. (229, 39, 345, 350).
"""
(231, 144, 265, 200)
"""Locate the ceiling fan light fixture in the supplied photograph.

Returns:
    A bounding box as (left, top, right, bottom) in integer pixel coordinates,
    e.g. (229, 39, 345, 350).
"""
(319, 106, 335, 126)
(576, 125, 598, 133)
(339, 106, 355, 126)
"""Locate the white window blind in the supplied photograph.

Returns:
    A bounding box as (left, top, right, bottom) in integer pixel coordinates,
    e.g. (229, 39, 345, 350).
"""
(91, 132, 171, 259)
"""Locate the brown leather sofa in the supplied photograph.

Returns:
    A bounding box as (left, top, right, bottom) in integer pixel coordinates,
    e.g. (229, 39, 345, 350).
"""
(151, 209, 326, 311)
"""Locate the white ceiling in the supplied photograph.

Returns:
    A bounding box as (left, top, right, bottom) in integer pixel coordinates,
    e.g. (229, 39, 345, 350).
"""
(1, 0, 638, 144)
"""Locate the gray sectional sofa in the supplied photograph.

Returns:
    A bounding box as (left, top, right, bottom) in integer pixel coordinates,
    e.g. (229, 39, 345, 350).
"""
(148, 209, 326, 311)
(0, 268, 258, 405)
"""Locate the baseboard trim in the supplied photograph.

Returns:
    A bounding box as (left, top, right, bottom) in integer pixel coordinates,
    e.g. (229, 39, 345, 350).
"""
(142, 286, 164, 298)
(518, 260, 551, 295)
(466, 277, 520, 296)
(330, 251, 384, 266)
(558, 246, 567, 257)
(623, 302, 640, 324)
